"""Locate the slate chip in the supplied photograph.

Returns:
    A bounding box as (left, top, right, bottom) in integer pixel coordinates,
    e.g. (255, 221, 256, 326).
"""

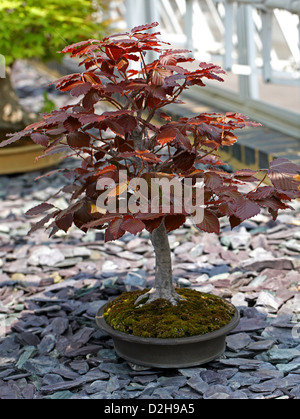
(246, 339, 276, 352)
(0, 380, 21, 399)
(22, 356, 60, 376)
(38, 334, 56, 354)
(226, 333, 252, 352)
(17, 332, 40, 347)
(187, 375, 209, 395)
(40, 377, 87, 394)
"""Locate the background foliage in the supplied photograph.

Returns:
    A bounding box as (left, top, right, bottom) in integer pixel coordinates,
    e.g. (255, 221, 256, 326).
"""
(0, 0, 109, 65)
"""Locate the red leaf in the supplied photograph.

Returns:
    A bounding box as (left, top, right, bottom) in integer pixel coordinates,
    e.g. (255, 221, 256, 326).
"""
(152, 67, 172, 85)
(51, 73, 79, 87)
(136, 150, 161, 163)
(222, 131, 237, 146)
(94, 150, 106, 161)
(44, 126, 66, 136)
(0, 131, 29, 148)
(199, 62, 224, 72)
(63, 117, 82, 132)
(103, 110, 133, 118)
(268, 158, 300, 191)
(34, 168, 67, 180)
(204, 172, 223, 190)
(197, 123, 222, 143)
(247, 186, 274, 200)
(60, 81, 83, 92)
(68, 43, 99, 58)
(55, 213, 73, 233)
(107, 120, 125, 136)
(79, 114, 104, 124)
(196, 209, 220, 234)
(196, 155, 224, 166)
(131, 22, 159, 33)
(159, 54, 177, 66)
(229, 215, 242, 230)
(80, 109, 133, 125)
(105, 218, 125, 242)
(101, 60, 115, 76)
(67, 132, 90, 148)
(43, 111, 69, 125)
(118, 150, 160, 163)
(234, 169, 259, 182)
(117, 115, 137, 133)
(30, 133, 49, 147)
(143, 216, 164, 233)
(135, 212, 165, 220)
(127, 69, 139, 77)
(104, 83, 124, 94)
(41, 144, 69, 157)
(269, 172, 300, 191)
(82, 214, 118, 229)
(105, 45, 125, 61)
(159, 112, 171, 121)
(173, 150, 196, 172)
(61, 40, 99, 54)
(70, 82, 92, 97)
(82, 89, 100, 110)
(26, 203, 55, 217)
(117, 58, 129, 73)
(256, 196, 289, 211)
(164, 214, 186, 233)
(121, 218, 145, 235)
(174, 130, 192, 151)
(28, 212, 56, 235)
(269, 158, 300, 174)
(234, 199, 260, 221)
(115, 136, 134, 152)
(164, 73, 186, 87)
(157, 126, 177, 145)
(84, 73, 102, 85)
(97, 165, 117, 175)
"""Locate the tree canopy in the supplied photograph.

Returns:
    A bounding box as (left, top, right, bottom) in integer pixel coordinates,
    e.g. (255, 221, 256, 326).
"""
(2, 22, 300, 239)
(0, 0, 109, 65)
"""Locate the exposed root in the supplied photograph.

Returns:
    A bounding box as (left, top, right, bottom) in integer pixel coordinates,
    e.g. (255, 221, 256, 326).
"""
(134, 287, 185, 307)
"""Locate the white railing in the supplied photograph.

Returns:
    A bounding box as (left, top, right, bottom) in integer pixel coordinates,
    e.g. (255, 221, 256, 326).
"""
(108, 0, 300, 138)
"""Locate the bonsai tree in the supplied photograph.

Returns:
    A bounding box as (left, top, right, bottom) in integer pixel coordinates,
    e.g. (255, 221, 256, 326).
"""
(1, 22, 299, 307)
(0, 0, 109, 141)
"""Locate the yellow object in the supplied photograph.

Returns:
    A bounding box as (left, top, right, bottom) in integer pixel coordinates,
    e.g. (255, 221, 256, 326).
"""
(0, 143, 63, 175)
(49, 272, 63, 283)
(294, 174, 300, 190)
(11, 273, 26, 281)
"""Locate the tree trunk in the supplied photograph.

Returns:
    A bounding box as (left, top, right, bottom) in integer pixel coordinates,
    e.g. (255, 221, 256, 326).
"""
(135, 219, 184, 306)
(0, 66, 35, 142)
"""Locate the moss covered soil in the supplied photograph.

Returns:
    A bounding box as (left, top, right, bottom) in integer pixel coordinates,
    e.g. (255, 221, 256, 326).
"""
(103, 288, 236, 339)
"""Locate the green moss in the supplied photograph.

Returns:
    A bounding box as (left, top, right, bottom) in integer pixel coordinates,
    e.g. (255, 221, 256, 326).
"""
(103, 289, 236, 339)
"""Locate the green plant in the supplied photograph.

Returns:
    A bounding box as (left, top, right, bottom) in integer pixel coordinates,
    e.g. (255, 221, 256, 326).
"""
(0, 0, 109, 141)
(0, 0, 109, 65)
(41, 91, 56, 114)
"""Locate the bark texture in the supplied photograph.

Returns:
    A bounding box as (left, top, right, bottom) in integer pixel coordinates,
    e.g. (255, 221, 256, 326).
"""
(135, 220, 183, 306)
(0, 66, 35, 142)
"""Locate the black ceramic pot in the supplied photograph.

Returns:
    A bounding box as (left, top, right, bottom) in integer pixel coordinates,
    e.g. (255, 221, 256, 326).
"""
(96, 302, 240, 368)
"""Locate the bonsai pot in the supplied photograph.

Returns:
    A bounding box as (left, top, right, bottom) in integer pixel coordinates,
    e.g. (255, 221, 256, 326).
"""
(0, 143, 63, 175)
(96, 301, 240, 368)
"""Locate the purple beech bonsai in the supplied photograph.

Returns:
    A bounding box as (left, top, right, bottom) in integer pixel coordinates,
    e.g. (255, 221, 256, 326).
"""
(1, 22, 299, 306)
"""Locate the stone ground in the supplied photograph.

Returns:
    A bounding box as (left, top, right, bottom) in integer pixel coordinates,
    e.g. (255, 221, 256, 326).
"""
(0, 61, 299, 399)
